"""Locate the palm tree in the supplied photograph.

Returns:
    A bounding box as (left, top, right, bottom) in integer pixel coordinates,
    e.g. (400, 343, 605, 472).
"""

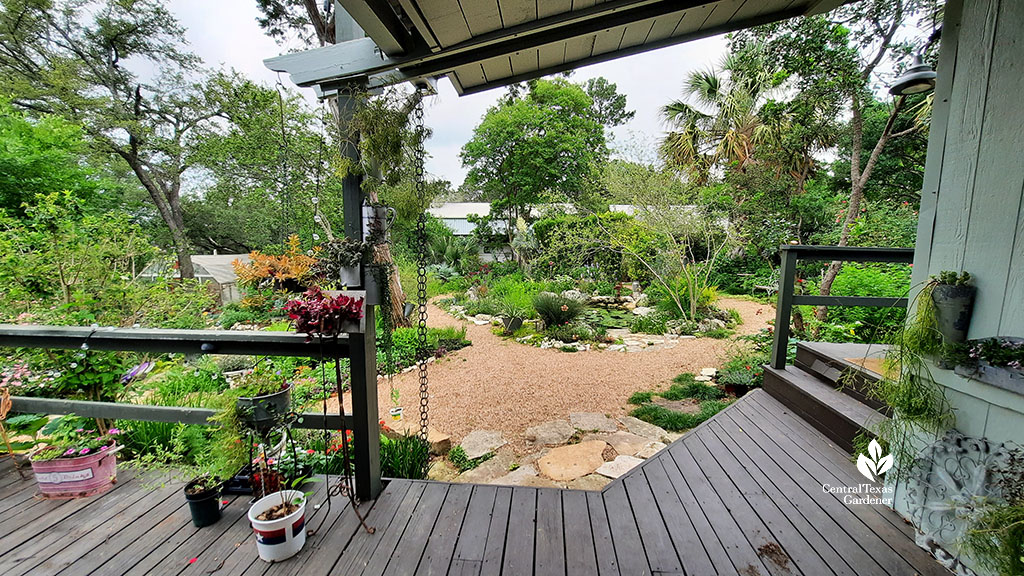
(660, 46, 784, 184)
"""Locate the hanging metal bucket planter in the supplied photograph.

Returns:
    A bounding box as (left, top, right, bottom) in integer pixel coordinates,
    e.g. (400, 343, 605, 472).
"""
(932, 284, 976, 344)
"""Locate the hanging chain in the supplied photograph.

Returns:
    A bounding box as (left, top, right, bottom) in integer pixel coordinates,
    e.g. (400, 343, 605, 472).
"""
(413, 90, 429, 442)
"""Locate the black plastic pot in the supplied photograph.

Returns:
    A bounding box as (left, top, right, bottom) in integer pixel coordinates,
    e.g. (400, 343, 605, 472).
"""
(184, 478, 223, 528)
(932, 284, 976, 344)
(502, 316, 524, 334)
(236, 384, 292, 432)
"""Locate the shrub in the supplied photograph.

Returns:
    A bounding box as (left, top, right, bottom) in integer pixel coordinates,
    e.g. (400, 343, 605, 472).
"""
(380, 434, 430, 479)
(545, 323, 594, 343)
(630, 311, 669, 335)
(701, 328, 733, 339)
(219, 306, 264, 329)
(629, 400, 731, 432)
(533, 292, 584, 327)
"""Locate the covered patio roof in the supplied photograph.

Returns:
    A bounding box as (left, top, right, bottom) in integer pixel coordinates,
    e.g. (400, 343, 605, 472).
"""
(266, 0, 852, 95)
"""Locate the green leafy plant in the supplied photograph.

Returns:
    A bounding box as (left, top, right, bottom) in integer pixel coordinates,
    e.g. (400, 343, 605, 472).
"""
(448, 445, 493, 472)
(629, 400, 731, 432)
(380, 433, 430, 479)
(630, 311, 670, 335)
(533, 292, 584, 327)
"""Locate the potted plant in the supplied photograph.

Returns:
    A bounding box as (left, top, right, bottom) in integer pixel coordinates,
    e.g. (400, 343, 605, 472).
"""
(311, 237, 367, 289)
(183, 474, 224, 528)
(248, 488, 308, 562)
(949, 337, 1024, 394)
(284, 287, 366, 336)
(930, 271, 976, 345)
(28, 420, 122, 499)
(233, 368, 292, 432)
(273, 441, 315, 485)
(499, 300, 527, 335)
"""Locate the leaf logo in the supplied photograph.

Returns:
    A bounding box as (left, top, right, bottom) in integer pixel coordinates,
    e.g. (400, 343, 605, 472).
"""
(856, 439, 893, 482)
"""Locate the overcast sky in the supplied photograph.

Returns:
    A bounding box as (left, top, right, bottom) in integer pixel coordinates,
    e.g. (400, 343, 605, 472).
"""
(168, 0, 728, 187)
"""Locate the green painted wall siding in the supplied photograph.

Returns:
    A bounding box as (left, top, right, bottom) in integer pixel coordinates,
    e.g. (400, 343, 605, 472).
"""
(911, 0, 1024, 443)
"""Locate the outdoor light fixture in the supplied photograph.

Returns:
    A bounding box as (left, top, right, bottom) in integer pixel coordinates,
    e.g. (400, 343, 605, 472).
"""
(890, 54, 937, 95)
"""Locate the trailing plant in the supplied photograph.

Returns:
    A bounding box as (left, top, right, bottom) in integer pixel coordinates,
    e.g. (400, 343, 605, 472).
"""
(960, 447, 1024, 576)
(861, 284, 955, 480)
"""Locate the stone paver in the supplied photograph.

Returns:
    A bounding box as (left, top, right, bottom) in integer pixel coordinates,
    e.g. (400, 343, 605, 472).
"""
(618, 416, 668, 442)
(636, 441, 667, 459)
(570, 412, 617, 432)
(585, 431, 649, 456)
(566, 474, 612, 491)
(536, 440, 607, 481)
(456, 447, 516, 484)
(700, 367, 718, 377)
(427, 459, 460, 482)
(524, 420, 575, 446)
(460, 429, 506, 460)
(596, 455, 644, 479)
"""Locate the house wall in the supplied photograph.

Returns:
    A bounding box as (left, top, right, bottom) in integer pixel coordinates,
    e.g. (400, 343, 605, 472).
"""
(895, 1, 1024, 571)
(910, 0, 1024, 446)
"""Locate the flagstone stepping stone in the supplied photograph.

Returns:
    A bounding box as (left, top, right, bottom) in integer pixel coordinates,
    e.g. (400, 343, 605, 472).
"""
(524, 420, 575, 446)
(567, 474, 612, 491)
(618, 416, 668, 442)
(636, 441, 667, 459)
(427, 459, 460, 482)
(596, 455, 644, 479)
(588, 431, 648, 456)
(694, 375, 713, 382)
(489, 465, 558, 488)
(456, 448, 516, 484)
(537, 441, 607, 481)
(460, 430, 506, 460)
(700, 367, 718, 377)
(570, 412, 617, 432)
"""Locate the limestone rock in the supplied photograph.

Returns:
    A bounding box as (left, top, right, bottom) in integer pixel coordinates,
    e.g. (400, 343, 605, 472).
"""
(560, 289, 587, 302)
(596, 455, 644, 479)
(632, 306, 654, 316)
(567, 474, 612, 491)
(590, 431, 648, 456)
(382, 419, 452, 455)
(636, 441, 667, 459)
(460, 430, 506, 460)
(570, 412, 617, 432)
(694, 375, 713, 382)
(537, 441, 607, 481)
(427, 459, 460, 482)
(456, 448, 516, 484)
(524, 420, 575, 447)
(700, 367, 718, 377)
(618, 416, 668, 442)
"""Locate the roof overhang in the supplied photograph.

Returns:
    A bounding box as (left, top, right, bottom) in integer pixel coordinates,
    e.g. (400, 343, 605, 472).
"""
(267, 0, 853, 96)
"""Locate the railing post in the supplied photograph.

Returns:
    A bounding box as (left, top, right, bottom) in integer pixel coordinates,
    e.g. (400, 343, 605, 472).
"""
(338, 89, 382, 500)
(771, 247, 797, 369)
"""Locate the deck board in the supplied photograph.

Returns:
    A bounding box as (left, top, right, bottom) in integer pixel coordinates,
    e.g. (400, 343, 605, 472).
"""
(0, 390, 951, 576)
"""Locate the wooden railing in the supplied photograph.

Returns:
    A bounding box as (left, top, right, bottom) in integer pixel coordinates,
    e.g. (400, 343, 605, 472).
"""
(769, 245, 915, 369)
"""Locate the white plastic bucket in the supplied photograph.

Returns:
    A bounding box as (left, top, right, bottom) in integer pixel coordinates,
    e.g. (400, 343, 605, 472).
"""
(248, 490, 307, 562)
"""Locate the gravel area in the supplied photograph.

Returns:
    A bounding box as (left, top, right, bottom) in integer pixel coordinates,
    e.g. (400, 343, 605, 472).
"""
(331, 297, 773, 453)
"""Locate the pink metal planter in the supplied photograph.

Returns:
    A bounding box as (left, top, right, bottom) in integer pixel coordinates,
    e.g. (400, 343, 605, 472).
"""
(30, 444, 121, 499)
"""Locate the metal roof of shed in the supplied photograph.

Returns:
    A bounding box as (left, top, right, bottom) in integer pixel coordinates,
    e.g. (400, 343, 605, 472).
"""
(266, 0, 851, 95)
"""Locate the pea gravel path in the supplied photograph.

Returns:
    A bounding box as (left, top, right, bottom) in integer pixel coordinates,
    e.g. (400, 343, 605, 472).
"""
(331, 297, 773, 453)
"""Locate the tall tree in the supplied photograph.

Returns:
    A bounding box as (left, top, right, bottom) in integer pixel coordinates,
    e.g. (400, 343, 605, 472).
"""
(660, 44, 787, 186)
(744, 0, 935, 324)
(460, 77, 608, 255)
(0, 0, 225, 278)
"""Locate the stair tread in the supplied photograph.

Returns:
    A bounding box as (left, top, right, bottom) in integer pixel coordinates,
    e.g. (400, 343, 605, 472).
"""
(764, 365, 887, 429)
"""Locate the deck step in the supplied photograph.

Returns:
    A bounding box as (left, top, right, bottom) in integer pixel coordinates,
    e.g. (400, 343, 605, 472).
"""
(763, 365, 888, 453)
(795, 342, 890, 413)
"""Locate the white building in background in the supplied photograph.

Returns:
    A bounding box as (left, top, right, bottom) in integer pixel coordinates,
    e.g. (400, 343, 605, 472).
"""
(137, 253, 250, 304)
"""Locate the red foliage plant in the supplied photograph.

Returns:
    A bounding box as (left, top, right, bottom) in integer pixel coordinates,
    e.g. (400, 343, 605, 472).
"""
(283, 287, 364, 339)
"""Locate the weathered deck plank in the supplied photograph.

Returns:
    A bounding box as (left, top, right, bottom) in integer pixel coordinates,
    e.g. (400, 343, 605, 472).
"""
(0, 390, 951, 576)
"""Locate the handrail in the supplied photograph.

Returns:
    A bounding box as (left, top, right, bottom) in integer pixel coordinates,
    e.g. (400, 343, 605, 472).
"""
(0, 324, 349, 357)
(769, 245, 915, 369)
(8, 396, 351, 429)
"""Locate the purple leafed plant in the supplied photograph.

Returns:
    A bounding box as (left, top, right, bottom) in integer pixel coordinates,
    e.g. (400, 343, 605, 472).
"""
(284, 287, 365, 339)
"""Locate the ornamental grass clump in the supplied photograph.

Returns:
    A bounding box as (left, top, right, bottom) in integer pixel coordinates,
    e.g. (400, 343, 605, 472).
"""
(532, 292, 583, 328)
(284, 287, 364, 339)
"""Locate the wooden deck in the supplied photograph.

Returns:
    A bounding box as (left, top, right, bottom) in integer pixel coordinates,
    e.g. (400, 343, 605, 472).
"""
(0, 390, 949, 576)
